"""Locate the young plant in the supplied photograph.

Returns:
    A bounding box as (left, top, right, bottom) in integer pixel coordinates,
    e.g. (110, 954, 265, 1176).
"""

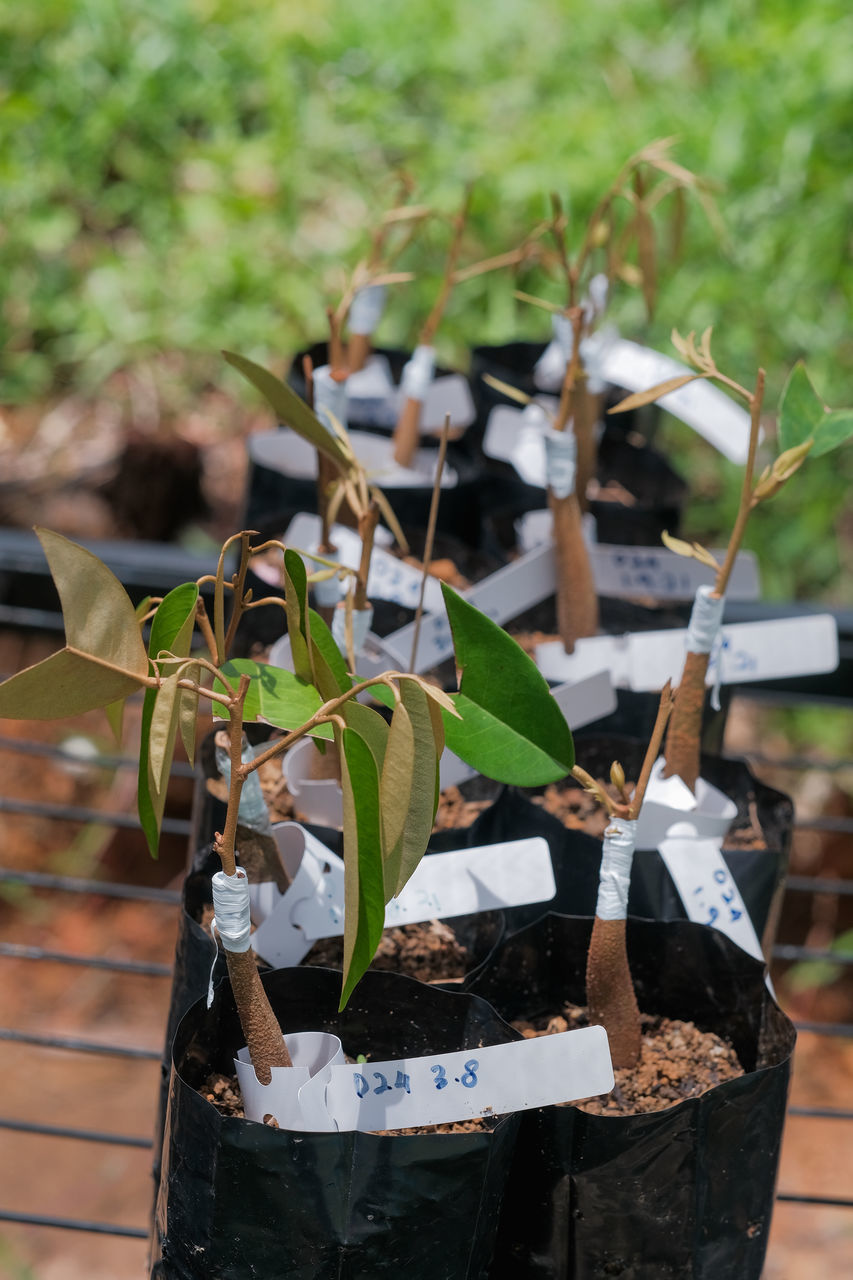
(0, 515, 574, 1096)
(392, 187, 473, 468)
(572, 682, 673, 1066)
(611, 332, 853, 791)
(515, 140, 711, 653)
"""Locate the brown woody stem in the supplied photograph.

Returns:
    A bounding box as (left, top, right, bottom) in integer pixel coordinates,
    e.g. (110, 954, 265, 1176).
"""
(355, 501, 380, 610)
(663, 369, 764, 791)
(549, 489, 599, 653)
(586, 916, 641, 1068)
(393, 396, 423, 469)
(224, 948, 293, 1080)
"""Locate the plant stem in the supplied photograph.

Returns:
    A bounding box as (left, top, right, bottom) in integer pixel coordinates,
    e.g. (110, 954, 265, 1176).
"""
(549, 488, 599, 653)
(663, 369, 765, 790)
(714, 368, 765, 597)
(354, 500, 379, 610)
(214, 673, 292, 1079)
(410, 414, 450, 669)
(585, 686, 673, 1069)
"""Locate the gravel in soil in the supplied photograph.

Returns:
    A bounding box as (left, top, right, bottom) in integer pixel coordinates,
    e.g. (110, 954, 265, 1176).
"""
(512, 1002, 743, 1114)
(304, 917, 471, 982)
(529, 773, 766, 849)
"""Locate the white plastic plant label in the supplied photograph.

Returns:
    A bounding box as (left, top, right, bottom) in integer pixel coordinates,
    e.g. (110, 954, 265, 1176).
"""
(656, 833, 765, 962)
(379, 542, 558, 673)
(346, 354, 397, 424)
(633, 758, 738, 849)
(483, 401, 557, 489)
(515, 509, 760, 602)
(285, 513, 446, 614)
(250, 426, 457, 488)
(251, 834, 556, 969)
(536, 614, 839, 690)
(235, 1031, 346, 1130)
(419, 373, 476, 433)
(282, 738, 345, 830)
(600, 339, 754, 463)
(324, 1025, 613, 1131)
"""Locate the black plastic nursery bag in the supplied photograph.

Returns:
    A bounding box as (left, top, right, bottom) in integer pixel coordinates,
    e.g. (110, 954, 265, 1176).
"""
(151, 966, 522, 1279)
(463, 913, 796, 1279)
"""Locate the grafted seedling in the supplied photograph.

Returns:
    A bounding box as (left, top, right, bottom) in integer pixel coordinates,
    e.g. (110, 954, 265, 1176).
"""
(610, 331, 853, 792)
(572, 682, 673, 1067)
(0, 486, 575, 1100)
(513, 141, 711, 654)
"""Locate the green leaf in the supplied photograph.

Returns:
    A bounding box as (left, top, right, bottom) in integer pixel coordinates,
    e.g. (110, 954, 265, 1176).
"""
(308, 607, 351, 700)
(104, 698, 126, 741)
(283, 549, 312, 683)
(342, 700, 389, 768)
(223, 350, 351, 470)
(0, 531, 150, 720)
(0, 649, 145, 721)
(383, 679, 440, 898)
(38, 529, 150, 677)
(810, 408, 853, 457)
(440, 583, 574, 784)
(778, 362, 826, 451)
(339, 725, 387, 1009)
(138, 582, 198, 858)
(218, 659, 334, 740)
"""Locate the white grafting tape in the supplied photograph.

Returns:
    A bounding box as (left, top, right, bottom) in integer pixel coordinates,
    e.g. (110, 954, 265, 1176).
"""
(685, 583, 726, 710)
(208, 868, 253, 1007)
(595, 816, 637, 921)
(399, 344, 436, 402)
(543, 428, 577, 500)
(348, 283, 387, 335)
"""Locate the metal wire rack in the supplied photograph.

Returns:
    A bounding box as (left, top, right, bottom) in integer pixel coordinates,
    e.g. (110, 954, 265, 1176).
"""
(0, 639, 851, 1275)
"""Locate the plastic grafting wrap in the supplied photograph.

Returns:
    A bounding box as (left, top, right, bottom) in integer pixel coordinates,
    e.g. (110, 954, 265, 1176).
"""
(208, 869, 252, 1006)
(595, 816, 637, 921)
(313, 364, 348, 432)
(332, 603, 374, 657)
(686, 583, 726, 711)
(400, 344, 436, 402)
(215, 736, 274, 835)
(543, 428, 577, 500)
(348, 283, 387, 335)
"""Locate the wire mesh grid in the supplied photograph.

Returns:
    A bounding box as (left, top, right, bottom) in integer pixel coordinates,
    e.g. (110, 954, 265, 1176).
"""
(0, 674, 851, 1276)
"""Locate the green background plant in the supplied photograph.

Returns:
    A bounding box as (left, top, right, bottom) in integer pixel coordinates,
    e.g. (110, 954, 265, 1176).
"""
(2, 0, 852, 599)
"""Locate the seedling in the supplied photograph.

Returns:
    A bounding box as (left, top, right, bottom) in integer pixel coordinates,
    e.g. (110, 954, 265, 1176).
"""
(571, 682, 673, 1066)
(0, 372, 574, 1100)
(510, 140, 711, 653)
(611, 331, 853, 791)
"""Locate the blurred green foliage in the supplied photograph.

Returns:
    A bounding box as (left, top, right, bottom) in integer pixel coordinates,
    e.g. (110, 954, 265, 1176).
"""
(1, 0, 851, 596)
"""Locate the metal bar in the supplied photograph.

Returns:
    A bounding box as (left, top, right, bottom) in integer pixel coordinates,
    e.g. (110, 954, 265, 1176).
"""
(788, 1106, 853, 1120)
(794, 815, 853, 834)
(776, 1194, 853, 1208)
(0, 795, 191, 835)
(0, 733, 195, 777)
(0, 1028, 160, 1061)
(785, 875, 853, 897)
(793, 1020, 853, 1038)
(0, 1116, 152, 1148)
(0, 1208, 147, 1238)
(744, 751, 853, 772)
(0, 942, 172, 978)
(0, 866, 181, 904)
(773, 944, 853, 966)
